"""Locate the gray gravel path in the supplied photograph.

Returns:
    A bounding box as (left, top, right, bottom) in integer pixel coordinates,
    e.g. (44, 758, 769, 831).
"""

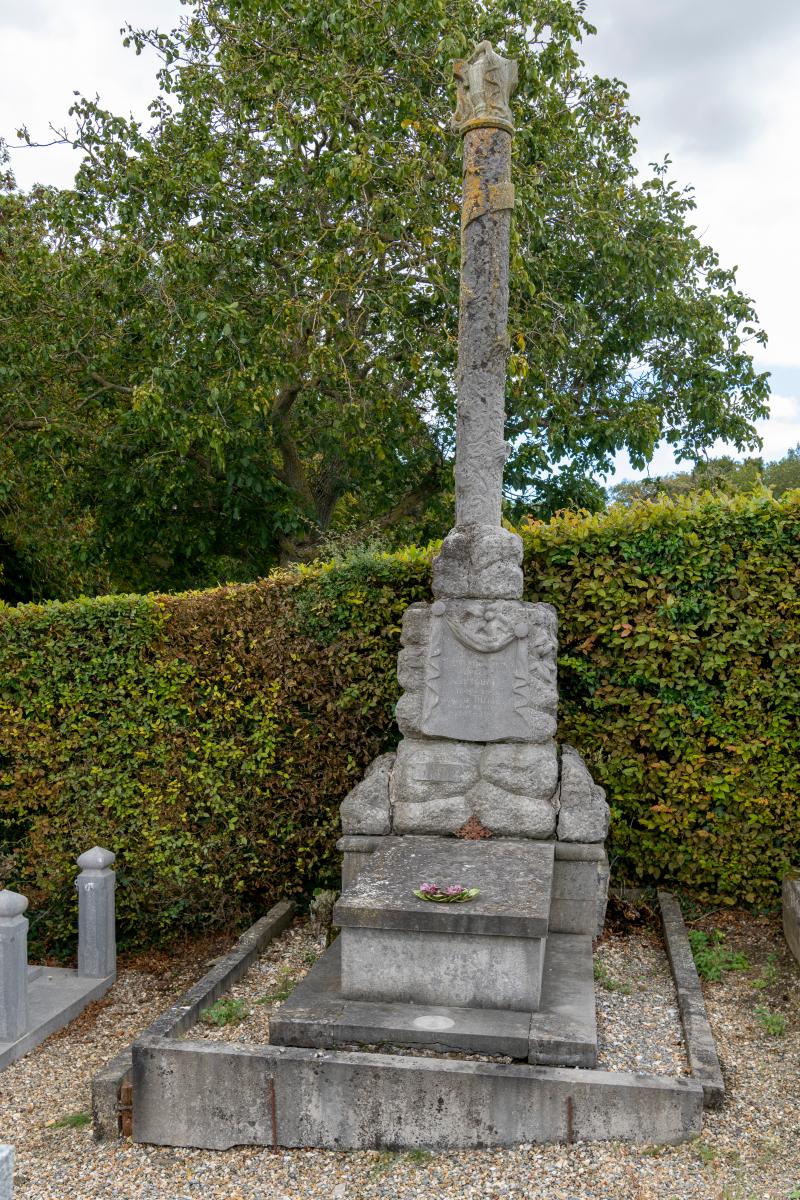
(1, 912, 797, 1199)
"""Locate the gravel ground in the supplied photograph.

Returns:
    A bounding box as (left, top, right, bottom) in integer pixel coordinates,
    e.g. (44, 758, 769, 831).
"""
(192, 921, 326, 1044)
(1, 908, 798, 1199)
(594, 927, 689, 1076)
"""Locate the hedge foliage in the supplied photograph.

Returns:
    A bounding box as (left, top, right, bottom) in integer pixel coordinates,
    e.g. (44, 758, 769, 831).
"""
(0, 491, 797, 953)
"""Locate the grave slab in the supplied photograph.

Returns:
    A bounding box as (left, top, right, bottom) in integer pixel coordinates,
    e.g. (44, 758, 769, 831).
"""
(334, 836, 553, 1010)
(333, 836, 554, 938)
(0, 967, 114, 1070)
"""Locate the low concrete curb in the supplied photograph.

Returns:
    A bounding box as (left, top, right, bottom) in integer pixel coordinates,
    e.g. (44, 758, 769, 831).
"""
(0, 1145, 12, 1200)
(658, 891, 725, 1108)
(102, 892, 721, 1149)
(132, 1040, 703, 1150)
(783, 874, 800, 966)
(91, 899, 295, 1139)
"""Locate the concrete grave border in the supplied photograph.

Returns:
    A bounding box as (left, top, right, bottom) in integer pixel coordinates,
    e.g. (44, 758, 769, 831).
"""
(91, 899, 295, 1139)
(132, 1041, 703, 1150)
(91, 890, 725, 1149)
(658, 891, 725, 1108)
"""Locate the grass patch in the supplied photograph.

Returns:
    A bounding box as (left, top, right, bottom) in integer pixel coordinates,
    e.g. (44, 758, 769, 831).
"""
(256, 967, 296, 1004)
(688, 929, 750, 982)
(369, 1149, 434, 1180)
(693, 1140, 716, 1165)
(752, 954, 779, 991)
(200, 997, 248, 1027)
(47, 1111, 91, 1130)
(593, 959, 633, 994)
(754, 1004, 787, 1037)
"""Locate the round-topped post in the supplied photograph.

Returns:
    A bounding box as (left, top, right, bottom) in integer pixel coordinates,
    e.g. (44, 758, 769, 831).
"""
(0, 889, 29, 1042)
(75, 847, 116, 979)
(433, 41, 523, 600)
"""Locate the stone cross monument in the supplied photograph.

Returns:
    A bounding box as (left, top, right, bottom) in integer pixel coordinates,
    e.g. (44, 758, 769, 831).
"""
(274, 40, 612, 1066)
(338, 41, 610, 854)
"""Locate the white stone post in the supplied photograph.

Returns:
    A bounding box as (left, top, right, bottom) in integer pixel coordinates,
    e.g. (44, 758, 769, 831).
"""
(75, 847, 116, 979)
(0, 1144, 13, 1199)
(0, 891, 29, 1043)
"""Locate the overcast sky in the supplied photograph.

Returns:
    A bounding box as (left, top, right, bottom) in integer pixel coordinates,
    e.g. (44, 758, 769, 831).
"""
(2, 0, 798, 480)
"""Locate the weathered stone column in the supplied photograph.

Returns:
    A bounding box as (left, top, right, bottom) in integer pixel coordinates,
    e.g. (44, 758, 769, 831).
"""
(76, 847, 116, 979)
(0, 890, 29, 1043)
(433, 41, 523, 601)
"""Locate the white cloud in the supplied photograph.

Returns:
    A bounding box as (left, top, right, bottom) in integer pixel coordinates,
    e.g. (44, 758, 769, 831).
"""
(582, 0, 800, 157)
(580, 0, 800, 473)
(1, 0, 183, 191)
(757, 393, 800, 459)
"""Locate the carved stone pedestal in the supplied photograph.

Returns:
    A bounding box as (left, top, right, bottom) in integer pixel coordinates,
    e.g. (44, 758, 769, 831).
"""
(334, 838, 553, 1012)
(272, 838, 599, 1064)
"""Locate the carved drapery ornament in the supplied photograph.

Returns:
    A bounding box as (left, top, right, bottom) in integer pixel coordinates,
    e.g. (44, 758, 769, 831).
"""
(451, 40, 518, 137)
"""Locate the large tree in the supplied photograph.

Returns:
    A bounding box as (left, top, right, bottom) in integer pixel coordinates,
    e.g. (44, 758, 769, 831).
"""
(1, 0, 769, 597)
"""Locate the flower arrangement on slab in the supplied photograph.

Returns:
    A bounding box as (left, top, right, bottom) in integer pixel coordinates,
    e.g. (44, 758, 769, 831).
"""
(413, 882, 480, 904)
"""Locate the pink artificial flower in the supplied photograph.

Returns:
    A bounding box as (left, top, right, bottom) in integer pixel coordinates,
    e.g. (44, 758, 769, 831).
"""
(419, 883, 438, 894)
(445, 885, 465, 895)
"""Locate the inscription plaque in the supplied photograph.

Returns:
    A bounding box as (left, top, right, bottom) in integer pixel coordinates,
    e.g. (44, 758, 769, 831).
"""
(421, 600, 532, 741)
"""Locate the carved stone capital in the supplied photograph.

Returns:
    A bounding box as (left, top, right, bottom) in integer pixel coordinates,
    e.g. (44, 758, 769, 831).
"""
(451, 41, 518, 137)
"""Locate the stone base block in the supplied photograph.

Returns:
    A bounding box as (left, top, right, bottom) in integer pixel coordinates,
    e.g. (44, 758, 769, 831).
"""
(337, 836, 610, 937)
(390, 737, 559, 837)
(432, 524, 524, 601)
(271, 932, 597, 1067)
(335, 837, 553, 1011)
(339, 835, 387, 890)
(341, 926, 546, 1011)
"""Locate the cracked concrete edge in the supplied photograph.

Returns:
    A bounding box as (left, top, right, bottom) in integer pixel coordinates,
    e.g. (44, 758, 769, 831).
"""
(658, 891, 725, 1109)
(131, 1039, 704, 1149)
(90, 899, 296, 1140)
(91, 1045, 134, 1141)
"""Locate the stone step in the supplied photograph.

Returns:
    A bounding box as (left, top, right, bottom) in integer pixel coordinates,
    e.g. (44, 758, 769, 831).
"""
(270, 933, 597, 1067)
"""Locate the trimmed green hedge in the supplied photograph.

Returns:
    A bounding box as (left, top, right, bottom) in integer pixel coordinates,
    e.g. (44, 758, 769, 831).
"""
(1, 491, 797, 952)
